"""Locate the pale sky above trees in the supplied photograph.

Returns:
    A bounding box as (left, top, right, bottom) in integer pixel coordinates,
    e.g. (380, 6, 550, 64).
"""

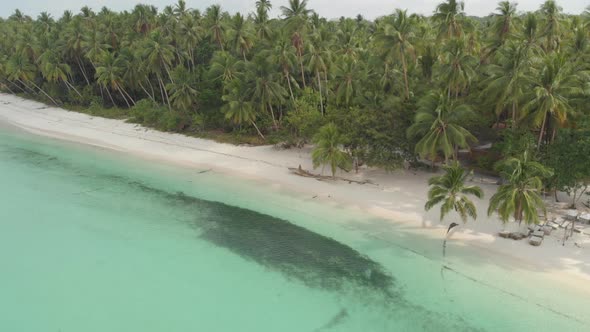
(1, 0, 588, 19)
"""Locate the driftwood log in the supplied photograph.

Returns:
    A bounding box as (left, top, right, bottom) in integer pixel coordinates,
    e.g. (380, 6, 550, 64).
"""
(288, 166, 376, 185)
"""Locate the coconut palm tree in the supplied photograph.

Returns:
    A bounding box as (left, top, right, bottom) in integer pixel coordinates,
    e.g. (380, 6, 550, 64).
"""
(139, 30, 176, 110)
(246, 55, 287, 129)
(222, 79, 264, 139)
(522, 54, 581, 148)
(5, 53, 58, 105)
(482, 41, 532, 124)
(407, 91, 477, 163)
(204, 5, 227, 51)
(311, 123, 352, 178)
(540, 0, 563, 52)
(488, 151, 552, 225)
(332, 57, 366, 106)
(432, 0, 467, 39)
(425, 161, 483, 223)
(166, 66, 198, 111)
(177, 15, 204, 71)
(306, 33, 330, 114)
(439, 37, 477, 98)
(281, 0, 312, 88)
(270, 33, 299, 102)
(208, 51, 244, 90)
(95, 52, 134, 107)
(485, 1, 517, 58)
(227, 13, 254, 61)
(374, 9, 415, 100)
(38, 50, 82, 97)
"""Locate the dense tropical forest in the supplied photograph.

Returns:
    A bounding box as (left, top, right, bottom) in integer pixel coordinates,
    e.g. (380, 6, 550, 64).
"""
(1, 0, 590, 222)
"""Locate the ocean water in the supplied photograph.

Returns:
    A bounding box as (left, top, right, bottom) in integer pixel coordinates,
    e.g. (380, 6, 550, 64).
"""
(0, 126, 588, 332)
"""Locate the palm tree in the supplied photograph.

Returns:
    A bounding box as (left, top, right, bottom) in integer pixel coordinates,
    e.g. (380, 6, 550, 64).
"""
(425, 161, 483, 223)
(204, 5, 226, 51)
(222, 79, 264, 139)
(227, 13, 254, 61)
(253, 1, 272, 42)
(407, 91, 477, 163)
(522, 54, 581, 148)
(488, 151, 552, 225)
(38, 50, 82, 97)
(306, 33, 330, 114)
(208, 51, 244, 91)
(374, 9, 415, 100)
(439, 37, 477, 98)
(5, 53, 58, 105)
(95, 52, 134, 107)
(540, 0, 562, 52)
(139, 30, 176, 110)
(485, 1, 517, 58)
(482, 42, 532, 124)
(166, 66, 198, 112)
(432, 0, 467, 39)
(177, 15, 204, 71)
(311, 123, 352, 178)
(270, 33, 299, 102)
(281, 0, 312, 88)
(246, 55, 287, 129)
(332, 57, 366, 106)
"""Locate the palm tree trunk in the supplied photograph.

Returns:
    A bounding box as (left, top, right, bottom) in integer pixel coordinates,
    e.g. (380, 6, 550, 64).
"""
(537, 112, 548, 149)
(116, 84, 131, 108)
(139, 82, 156, 103)
(298, 53, 306, 88)
(119, 85, 136, 106)
(268, 102, 278, 129)
(317, 71, 324, 115)
(76, 56, 91, 86)
(25, 79, 59, 106)
(105, 86, 116, 106)
(285, 72, 295, 103)
(1, 80, 16, 94)
(401, 51, 410, 100)
(251, 120, 265, 139)
(158, 74, 172, 111)
(65, 80, 83, 97)
(512, 101, 517, 127)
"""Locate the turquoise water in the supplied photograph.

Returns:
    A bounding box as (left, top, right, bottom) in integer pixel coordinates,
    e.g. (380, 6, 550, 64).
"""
(1, 126, 589, 332)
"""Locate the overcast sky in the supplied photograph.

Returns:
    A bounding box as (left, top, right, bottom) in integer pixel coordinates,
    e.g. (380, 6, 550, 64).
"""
(1, 0, 588, 19)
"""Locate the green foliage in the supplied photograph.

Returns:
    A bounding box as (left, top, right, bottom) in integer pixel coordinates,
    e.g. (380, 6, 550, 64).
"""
(0, 0, 587, 169)
(543, 128, 590, 206)
(311, 123, 352, 178)
(425, 161, 483, 223)
(488, 151, 553, 225)
(284, 88, 323, 142)
(407, 91, 477, 162)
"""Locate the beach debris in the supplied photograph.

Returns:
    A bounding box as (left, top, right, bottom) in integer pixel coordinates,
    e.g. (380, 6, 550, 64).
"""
(288, 166, 375, 185)
(529, 236, 543, 246)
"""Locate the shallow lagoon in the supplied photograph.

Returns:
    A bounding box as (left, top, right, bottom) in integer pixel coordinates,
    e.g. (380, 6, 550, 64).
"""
(0, 127, 588, 332)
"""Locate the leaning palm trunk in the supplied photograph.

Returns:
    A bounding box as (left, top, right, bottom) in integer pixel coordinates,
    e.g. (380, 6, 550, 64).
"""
(317, 71, 324, 115)
(268, 102, 278, 129)
(116, 84, 131, 108)
(285, 71, 295, 103)
(23, 79, 58, 106)
(139, 82, 156, 103)
(537, 112, 548, 148)
(251, 120, 265, 139)
(401, 51, 410, 100)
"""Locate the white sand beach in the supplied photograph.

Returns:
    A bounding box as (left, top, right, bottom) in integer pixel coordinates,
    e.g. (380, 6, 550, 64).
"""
(2, 92, 590, 293)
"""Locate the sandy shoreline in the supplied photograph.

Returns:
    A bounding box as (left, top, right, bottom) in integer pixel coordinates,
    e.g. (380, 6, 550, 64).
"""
(2, 93, 590, 293)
